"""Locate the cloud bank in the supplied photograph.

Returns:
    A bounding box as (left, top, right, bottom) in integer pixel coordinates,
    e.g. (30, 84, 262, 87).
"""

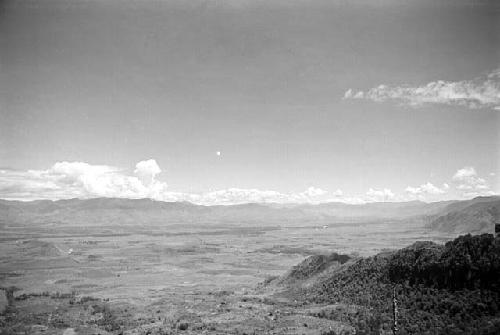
(1, 160, 169, 201)
(0, 160, 336, 205)
(0, 160, 496, 205)
(365, 188, 395, 202)
(344, 69, 500, 110)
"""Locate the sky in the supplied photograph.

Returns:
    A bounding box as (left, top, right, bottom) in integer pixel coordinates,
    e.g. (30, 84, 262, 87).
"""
(0, 0, 499, 204)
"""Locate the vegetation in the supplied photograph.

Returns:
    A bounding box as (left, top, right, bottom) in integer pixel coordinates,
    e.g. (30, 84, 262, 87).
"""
(287, 253, 351, 281)
(306, 234, 500, 334)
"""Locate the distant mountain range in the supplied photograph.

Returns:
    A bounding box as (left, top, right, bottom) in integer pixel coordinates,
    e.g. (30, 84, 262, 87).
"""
(426, 196, 500, 234)
(0, 196, 498, 233)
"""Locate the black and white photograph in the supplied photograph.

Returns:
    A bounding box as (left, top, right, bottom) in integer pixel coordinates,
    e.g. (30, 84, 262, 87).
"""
(1, 0, 499, 334)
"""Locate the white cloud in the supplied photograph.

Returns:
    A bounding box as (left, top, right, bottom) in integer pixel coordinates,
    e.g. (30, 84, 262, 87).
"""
(330, 189, 344, 197)
(3, 160, 493, 205)
(0, 160, 169, 201)
(0, 161, 344, 205)
(194, 188, 287, 205)
(343, 89, 364, 99)
(452, 166, 492, 197)
(344, 68, 500, 110)
(365, 188, 395, 202)
(299, 186, 328, 197)
(405, 182, 447, 195)
(193, 186, 336, 206)
(452, 166, 477, 180)
(404, 182, 450, 201)
(134, 159, 162, 186)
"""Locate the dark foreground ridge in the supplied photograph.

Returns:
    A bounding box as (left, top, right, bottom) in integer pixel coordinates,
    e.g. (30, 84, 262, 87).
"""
(1, 234, 500, 334)
(272, 233, 500, 334)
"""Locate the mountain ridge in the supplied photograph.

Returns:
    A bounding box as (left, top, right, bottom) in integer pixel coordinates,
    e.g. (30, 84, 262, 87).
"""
(1, 196, 498, 233)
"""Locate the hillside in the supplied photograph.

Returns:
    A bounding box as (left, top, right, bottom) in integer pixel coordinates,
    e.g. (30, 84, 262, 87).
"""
(427, 196, 500, 234)
(271, 252, 353, 288)
(273, 234, 500, 334)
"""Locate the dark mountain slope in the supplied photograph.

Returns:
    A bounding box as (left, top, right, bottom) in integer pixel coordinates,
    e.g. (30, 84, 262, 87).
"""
(276, 234, 500, 334)
(271, 252, 353, 288)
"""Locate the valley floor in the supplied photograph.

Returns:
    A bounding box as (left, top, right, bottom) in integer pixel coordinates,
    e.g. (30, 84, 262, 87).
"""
(0, 221, 457, 334)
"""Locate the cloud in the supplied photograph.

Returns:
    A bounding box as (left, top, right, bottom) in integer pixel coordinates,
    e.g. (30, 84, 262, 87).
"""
(452, 166, 477, 180)
(192, 186, 338, 206)
(405, 182, 448, 195)
(194, 188, 287, 205)
(134, 159, 162, 186)
(328, 189, 344, 197)
(0, 161, 344, 205)
(344, 68, 500, 109)
(2, 160, 494, 205)
(451, 166, 493, 197)
(0, 160, 169, 200)
(365, 188, 395, 202)
(299, 186, 329, 197)
(343, 89, 364, 99)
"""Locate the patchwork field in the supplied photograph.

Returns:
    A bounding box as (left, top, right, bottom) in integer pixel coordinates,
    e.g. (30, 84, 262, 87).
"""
(0, 221, 456, 301)
(0, 218, 457, 334)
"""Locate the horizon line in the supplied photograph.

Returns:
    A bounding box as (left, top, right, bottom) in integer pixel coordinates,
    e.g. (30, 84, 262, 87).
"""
(1, 195, 498, 206)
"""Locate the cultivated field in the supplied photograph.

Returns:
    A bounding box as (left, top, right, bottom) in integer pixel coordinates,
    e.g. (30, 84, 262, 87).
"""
(0, 217, 457, 334)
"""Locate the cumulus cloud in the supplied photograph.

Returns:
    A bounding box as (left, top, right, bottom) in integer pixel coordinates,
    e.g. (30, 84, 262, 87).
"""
(328, 189, 344, 197)
(0, 161, 342, 205)
(194, 188, 287, 205)
(365, 188, 395, 202)
(0, 160, 438, 205)
(299, 186, 328, 197)
(134, 159, 161, 186)
(344, 68, 500, 109)
(453, 167, 477, 181)
(3, 160, 494, 205)
(192, 186, 338, 205)
(451, 166, 494, 197)
(0, 160, 169, 200)
(405, 182, 448, 198)
(343, 89, 364, 99)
